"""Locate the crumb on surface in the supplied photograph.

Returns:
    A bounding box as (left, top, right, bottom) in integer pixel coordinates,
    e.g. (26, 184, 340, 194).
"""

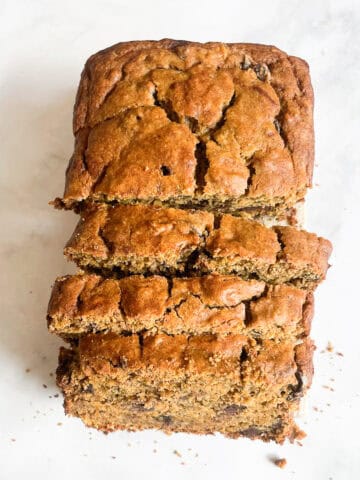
(57, 422, 62, 426)
(54, 394, 59, 398)
(10, 438, 16, 442)
(326, 341, 334, 352)
(336, 352, 344, 357)
(294, 427, 306, 440)
(273, 458, 287, 469)
(43, 384, 48, 389)
(173, 449, 182, 457)
(25, 368, 30, 373)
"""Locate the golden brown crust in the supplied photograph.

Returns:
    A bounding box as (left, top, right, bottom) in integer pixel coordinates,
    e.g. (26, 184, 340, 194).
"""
(63, 203, 332, 287)
(64, 203, 213, 274)
(199, 215, 332, 288)
(73, 331, 301, 383)
(205, 215, 280, 263)
(55, 40, 314, 215)
(274, 225, 333, 280)
(48, 274, 311, 339)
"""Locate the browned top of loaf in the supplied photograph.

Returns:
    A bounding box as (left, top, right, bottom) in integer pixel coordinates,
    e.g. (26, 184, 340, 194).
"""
(48, 274, 263, 326)
(48, 273, 313, 338)
(203, 214, 332, 278)
(78, 331, 299, 384)
(64, 203, 332, 286)
(65, 203, 212, 262)
(57, 39, 314, 208)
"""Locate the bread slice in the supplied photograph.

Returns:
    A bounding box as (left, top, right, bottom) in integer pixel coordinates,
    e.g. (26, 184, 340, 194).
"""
(53, 40, 314, 218)
(57, 331, 314, 443)
(48, 273, 313, 341)
(64, 204, 332, 289)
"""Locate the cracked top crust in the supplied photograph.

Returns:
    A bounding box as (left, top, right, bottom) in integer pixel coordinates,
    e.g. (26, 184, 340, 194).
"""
(56, 40, 314, 215)
(64, 203, 332, 288)
(64, 203, 213, 273)
(48, 273, 313, 338)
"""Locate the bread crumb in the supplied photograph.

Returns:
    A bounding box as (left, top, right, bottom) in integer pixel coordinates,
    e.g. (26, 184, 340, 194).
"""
(25, 368, 31, 373)
(111, 456, 116, 459)
(326, 342, 334, 352)
(294, 427, 306, 440)
(57, 422, 62, 426)
(173, 449, 182, 457)
(10, 438, 16, 442)
(336, 352, 344, 357)
(43, 384, 48, 389)
(153, 449, 157, 453)
(274, 458, 287, 469)
(54, 394, 59, 398)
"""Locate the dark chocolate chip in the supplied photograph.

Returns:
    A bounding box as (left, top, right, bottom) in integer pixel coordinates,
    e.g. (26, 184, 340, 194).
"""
(254, 63, 269, 81)
(158, 415, 172, 425)
(288, 371, 304, 401)
(131, 403, 154, 412)
(240, 426, 264, 438)
(241, 55, 252, 70)
(222, 404, 247, 416)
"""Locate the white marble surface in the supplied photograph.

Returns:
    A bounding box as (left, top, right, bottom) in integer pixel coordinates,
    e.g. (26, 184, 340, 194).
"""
(1, 0, 359, 478)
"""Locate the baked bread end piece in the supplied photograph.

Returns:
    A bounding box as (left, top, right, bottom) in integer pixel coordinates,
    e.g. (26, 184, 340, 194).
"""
(54, 40, 314, 218)
(56, 331, 314, 443)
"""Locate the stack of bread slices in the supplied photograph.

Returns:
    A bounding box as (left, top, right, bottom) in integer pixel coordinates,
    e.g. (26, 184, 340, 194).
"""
(47, 40, 332, 443)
